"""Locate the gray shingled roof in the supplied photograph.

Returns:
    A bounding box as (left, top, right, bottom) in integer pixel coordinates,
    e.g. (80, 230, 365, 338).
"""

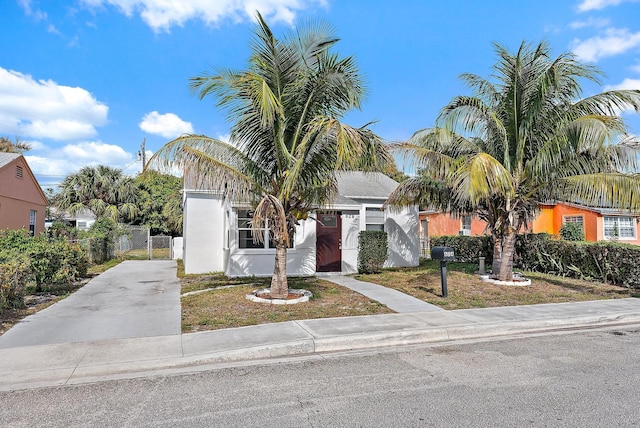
(0, 152, 21, 169)
(184, 170, 398, 205)
(336, 171, 398, 199)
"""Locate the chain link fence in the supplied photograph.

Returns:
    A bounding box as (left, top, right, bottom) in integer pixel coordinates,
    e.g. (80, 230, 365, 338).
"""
(148, 235, 172, 259)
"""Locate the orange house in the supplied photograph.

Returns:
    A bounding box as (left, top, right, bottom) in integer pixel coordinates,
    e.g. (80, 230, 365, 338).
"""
(418, 201, 640, 255)
(418, 210, 488, 256)
(532, 202, 640, 245)
(0, 153, 47, 235)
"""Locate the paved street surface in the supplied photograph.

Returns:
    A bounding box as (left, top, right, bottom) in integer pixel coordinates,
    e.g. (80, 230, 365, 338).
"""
(1, 325, 638, 427)
(0, 260, 181, 347)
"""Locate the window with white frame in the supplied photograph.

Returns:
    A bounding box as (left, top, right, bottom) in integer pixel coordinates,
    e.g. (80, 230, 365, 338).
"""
(461, 215, 472, 232)
(29, 210, 36, 235)
(365, 207, 385, 231)
(237, 209, 269, 249)
(604, 216, 636, 239)
(237, 209, 293, 249)
(564, 216, 584, 226)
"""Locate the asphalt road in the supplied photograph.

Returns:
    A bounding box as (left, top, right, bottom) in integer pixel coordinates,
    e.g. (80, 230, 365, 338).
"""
(2, 325, 639, 427)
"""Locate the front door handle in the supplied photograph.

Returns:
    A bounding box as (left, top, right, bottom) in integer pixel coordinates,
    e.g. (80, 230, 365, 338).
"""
(338, 238, 342, 250)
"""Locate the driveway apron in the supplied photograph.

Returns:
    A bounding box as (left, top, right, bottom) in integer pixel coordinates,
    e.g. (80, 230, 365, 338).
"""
(0, 260, 181, 348)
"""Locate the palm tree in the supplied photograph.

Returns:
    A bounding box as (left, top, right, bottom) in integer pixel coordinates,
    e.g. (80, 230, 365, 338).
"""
(57, 165, 140, 222)
(387, 41, 640, 281)
(150, 13, 391, 298)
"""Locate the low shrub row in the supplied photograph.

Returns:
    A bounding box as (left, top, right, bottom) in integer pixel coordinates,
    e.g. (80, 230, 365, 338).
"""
(0, 229, 89, 311)
(430, 233, 640, 289)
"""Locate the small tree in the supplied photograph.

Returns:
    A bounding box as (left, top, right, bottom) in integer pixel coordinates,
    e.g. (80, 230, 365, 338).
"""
(560, 222, 585, 241)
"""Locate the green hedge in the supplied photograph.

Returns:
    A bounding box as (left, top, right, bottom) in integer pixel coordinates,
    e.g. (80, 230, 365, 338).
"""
(358, 230, 388, 274)
(0, 229, 89, 310)
(430, 233, 640, 289)
(430, 235, 493, 263)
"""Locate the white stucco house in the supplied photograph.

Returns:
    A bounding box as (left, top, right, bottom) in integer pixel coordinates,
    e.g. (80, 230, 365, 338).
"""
(181, 171, 419, 275)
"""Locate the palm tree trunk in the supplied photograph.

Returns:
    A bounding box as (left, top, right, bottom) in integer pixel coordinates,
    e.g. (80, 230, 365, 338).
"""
(491, 233, 502, 275)
(270, 245, 288, 298)
(496, 229, 516, 281)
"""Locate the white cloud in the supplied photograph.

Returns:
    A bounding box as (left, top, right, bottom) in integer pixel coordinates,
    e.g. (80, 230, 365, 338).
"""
(139, 111, 193, 138)
(605, 78, 640, 92)
(25, 141, 136, 180)
(577, 0, 639, 12)
(79, 0, 327, 32)
(569, 17, 610, 29)
(0, 67, 108, 140)
(18, 0, 48, 21)
(61, 141, 130, 163)
(571, 28, 640, 62)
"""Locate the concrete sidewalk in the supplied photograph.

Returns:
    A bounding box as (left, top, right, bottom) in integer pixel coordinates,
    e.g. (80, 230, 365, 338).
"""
(1, 298, 639, 392)
(320, 275, 443, 312)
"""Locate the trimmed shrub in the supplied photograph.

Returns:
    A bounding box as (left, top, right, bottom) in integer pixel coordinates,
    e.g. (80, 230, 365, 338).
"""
(358, 230, 388, 274)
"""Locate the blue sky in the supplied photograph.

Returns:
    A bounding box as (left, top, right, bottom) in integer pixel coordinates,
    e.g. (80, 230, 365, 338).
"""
(1, 0, 640, 188)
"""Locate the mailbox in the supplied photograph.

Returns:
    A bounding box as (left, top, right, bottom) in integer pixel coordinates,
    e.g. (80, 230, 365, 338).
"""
(431, 246, 455, 262)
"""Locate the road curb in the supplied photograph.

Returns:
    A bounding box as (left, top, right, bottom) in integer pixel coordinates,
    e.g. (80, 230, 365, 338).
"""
(2, 311, 639, 392)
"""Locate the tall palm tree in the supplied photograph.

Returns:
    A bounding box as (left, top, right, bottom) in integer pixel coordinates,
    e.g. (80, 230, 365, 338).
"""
(57, 165, 140, 222)
(388, 41, 640, 281)
(150, 13, 391, 298)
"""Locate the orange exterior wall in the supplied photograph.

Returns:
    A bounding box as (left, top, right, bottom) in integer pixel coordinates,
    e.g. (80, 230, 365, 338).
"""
(420, 203, 640, 246)
(0, 156, 47, 235)
(419, 212, 488, 237)
(532, 203, 640, 245)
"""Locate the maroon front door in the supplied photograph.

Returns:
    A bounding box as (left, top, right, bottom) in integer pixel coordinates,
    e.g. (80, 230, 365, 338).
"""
(316, 212, 342, 272)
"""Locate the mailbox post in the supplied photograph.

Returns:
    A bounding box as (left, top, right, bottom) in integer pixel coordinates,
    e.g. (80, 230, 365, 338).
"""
(430, 246, 455, 298)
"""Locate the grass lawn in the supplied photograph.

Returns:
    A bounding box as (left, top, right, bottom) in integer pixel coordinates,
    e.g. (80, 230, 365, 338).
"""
(357, 259, 636, 310)
(180, 259, 636, 332)
(180, 274, 393, 332)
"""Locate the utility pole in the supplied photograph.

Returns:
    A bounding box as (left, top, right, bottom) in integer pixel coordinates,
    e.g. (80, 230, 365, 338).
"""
(139, 138, 146, 173)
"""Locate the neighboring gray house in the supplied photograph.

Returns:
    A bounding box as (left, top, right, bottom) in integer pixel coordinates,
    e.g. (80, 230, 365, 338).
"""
(182, 171, 419, 275)
(46, 207, 96, 231)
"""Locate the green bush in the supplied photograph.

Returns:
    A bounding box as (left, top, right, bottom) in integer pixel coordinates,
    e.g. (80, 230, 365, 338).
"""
(430, 235, 493, 263)
(83, 218, 121, 263)
(0, 229, 89, 298)
(559, 222, 585, 241)
(0, 256, 30, 310)
(358, 231, 388, 274)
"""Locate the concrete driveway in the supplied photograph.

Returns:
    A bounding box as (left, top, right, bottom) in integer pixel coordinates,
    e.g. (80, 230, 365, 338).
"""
(0, 260, 181, 348)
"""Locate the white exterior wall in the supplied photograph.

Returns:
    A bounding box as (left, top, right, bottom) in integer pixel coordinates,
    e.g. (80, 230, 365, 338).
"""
(183, 191, 419, 276)
(172, 237, 183, 260)
(385, 205, 420, 268)
(226, 216, 317, 277)
(183, 192, 229, 274)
